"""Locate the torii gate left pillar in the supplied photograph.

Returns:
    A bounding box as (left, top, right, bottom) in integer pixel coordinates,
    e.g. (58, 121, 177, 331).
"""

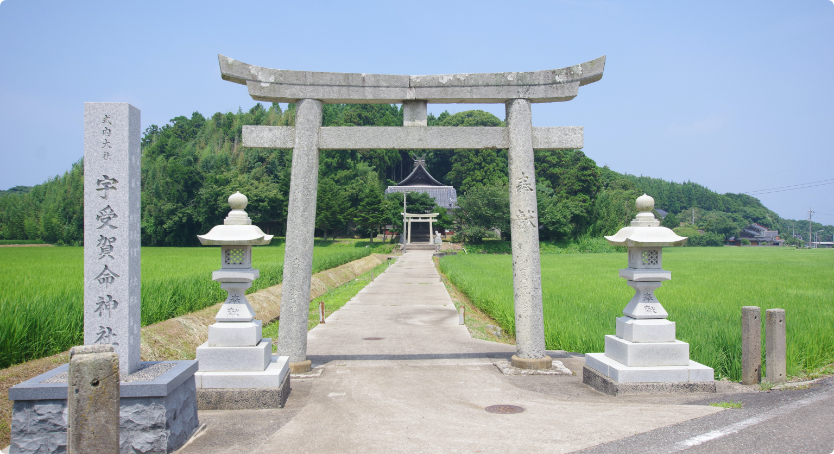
(220, 54, 605, 372)
(278, 99, 322, 373)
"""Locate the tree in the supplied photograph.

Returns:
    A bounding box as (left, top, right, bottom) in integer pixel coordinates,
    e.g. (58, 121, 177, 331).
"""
(538, 185, 594, 241)
(454, 183, 510, 244)
(703, 211, 741, 239)
(2, 102, 823, 248)
(354, 183, 387, 242)
(432, 110, 508, 192)
(446, 149, 509, 194)
(316, 178, 347, 240)
(660, 212, 679, 229)
(405, 192, 437, 214)
(588, 178, 640, 237)
(534, 149, 602, 241)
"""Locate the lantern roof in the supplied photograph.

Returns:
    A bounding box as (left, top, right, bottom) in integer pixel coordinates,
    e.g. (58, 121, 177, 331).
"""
(197, 192, 274, 246)
(605, 194, 687, 247)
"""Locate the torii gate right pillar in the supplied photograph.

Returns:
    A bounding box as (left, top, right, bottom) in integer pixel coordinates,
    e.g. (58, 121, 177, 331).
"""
(506, 99, 551, 369)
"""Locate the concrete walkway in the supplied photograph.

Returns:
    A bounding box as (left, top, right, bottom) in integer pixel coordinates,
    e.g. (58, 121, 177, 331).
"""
(177, 251, 724, 454)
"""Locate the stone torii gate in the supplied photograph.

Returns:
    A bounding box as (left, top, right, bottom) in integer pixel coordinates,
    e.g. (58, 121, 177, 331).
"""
(219, 54, 605, 373)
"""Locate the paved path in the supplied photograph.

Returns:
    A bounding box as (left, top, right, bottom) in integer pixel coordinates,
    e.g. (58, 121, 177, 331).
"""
(178, 251, 732, 454)
(576, 377, 834, 454)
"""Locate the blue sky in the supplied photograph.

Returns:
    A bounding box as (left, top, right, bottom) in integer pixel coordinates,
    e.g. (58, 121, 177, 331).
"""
(1, 0, 832, 225)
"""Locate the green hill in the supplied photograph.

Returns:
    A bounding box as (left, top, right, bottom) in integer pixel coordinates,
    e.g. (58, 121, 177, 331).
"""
(0, 103, 830, 246)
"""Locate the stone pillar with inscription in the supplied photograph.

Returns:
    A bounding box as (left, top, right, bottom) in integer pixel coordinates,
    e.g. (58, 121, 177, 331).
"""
(83, 103, 141, 377)
(506, 99, 551, 370)
(583, 194, 715, 395)
(9, 103, 200, 454)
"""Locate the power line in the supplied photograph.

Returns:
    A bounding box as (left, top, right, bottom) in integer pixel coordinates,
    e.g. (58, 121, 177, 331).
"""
(743, 178, 834, 194)
(742, 179, 834, 196)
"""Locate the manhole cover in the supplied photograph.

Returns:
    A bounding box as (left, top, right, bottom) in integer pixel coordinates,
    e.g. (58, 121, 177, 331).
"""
(363, 337, 384, 340)
(485, 405, 525, 414)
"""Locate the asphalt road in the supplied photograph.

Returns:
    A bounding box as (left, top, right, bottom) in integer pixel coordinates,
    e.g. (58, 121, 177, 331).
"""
(575, 377, 834, 454)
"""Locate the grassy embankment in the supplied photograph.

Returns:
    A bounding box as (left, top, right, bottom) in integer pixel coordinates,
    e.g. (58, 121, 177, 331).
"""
(0, 240, 389, 370)
(439, 247, 834, 381)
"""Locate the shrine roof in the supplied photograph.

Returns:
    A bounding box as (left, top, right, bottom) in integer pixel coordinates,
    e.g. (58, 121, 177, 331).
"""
(396, 163, 444, 187)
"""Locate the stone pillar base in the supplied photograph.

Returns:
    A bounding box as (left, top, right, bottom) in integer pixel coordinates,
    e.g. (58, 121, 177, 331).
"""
(289, 360, 312, 374)
(511, 355, 552, 370)
(197, 372, 290, 410)
(583, 365, 716, 396)
(9, 361, 199, 454)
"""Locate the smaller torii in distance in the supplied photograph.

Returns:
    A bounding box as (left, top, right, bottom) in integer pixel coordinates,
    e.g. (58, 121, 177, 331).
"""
(219, 54, 605, 373)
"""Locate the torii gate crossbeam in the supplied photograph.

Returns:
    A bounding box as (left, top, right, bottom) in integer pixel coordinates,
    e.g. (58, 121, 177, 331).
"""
(219, 55, 605, 373)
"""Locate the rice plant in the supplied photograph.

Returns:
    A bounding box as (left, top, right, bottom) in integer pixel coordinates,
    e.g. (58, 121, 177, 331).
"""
(0, 243, 379, 369)
(440, 247, 834, 381)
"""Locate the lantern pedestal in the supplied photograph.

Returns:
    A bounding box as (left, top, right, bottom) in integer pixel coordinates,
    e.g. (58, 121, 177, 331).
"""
(583, 355, 715, 396)
(583, 194, 714, 395)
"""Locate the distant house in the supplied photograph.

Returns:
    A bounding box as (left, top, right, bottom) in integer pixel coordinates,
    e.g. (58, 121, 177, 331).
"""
(727, 224, 784, 246)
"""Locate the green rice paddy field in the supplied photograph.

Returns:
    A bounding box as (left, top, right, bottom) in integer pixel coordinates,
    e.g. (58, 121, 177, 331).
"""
(439, 247, 834, 381)
(0, 242, 382, 369)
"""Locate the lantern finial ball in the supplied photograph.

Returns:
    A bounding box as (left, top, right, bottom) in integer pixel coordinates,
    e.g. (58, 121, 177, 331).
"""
(228, 191, 248, 210)
(636, 193, 654, 212)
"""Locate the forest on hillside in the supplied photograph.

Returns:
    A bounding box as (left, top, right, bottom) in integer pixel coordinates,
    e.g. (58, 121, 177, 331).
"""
(1, 102, 830, 247)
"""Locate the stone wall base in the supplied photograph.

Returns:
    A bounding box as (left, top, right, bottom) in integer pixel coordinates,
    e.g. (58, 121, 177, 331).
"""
(583, 365, 716, 396)
(197, 372, 290, 410)
(9, 361, 199, 454)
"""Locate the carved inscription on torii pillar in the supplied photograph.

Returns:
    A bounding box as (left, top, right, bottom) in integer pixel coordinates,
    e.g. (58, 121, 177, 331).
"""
(219, 54, 605, 372)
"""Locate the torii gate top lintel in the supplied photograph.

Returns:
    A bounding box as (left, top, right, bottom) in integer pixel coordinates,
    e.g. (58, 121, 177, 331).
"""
(218, 54, 605, 104)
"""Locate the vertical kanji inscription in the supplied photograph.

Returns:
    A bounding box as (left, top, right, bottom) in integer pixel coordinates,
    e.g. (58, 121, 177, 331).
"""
(84, 103, 141, 376)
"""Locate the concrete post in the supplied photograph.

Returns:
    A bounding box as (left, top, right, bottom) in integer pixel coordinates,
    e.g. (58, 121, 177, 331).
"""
(505, 99, 550, 370)
(67, 345, 120, 454)
(277, 99, 323, 373)
(407, 219, 412, 244)
(403, 100, 428, 127)
(741, 306, 761, 385)
(429, 219, 433, 243)
(765, 308, 786, 384)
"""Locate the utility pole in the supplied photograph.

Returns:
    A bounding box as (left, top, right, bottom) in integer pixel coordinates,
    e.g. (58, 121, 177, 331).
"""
(692, 208, 695, 225)
(808, 209, 814, 248)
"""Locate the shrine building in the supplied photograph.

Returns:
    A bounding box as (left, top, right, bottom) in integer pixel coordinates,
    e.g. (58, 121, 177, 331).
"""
(385, 155, 457, 243)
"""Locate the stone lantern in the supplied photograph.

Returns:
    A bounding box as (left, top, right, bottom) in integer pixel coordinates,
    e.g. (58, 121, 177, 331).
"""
(194, 192, 290, 401)
(583, 194, 715, 394)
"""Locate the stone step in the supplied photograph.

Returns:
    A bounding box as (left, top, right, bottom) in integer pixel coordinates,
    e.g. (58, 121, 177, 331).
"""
(405, 244, 438, 251)
(603, 335, 690, 367)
